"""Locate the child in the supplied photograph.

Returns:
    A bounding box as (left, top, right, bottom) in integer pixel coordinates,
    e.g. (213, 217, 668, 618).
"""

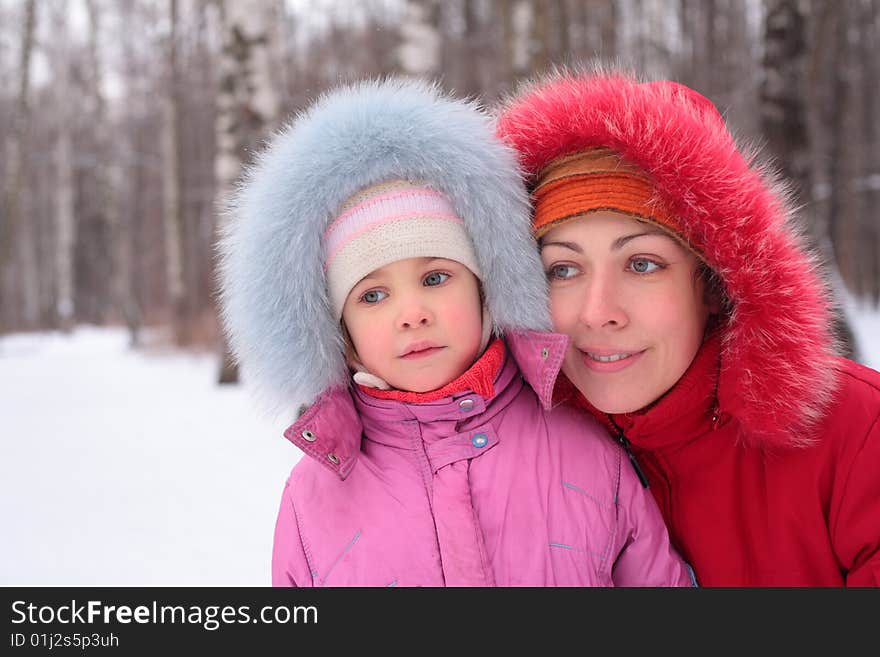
(218, 78, 693, 587)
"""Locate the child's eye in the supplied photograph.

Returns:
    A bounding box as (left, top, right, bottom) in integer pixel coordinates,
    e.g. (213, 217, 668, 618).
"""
(546, 264, 580, 280)
(629, 258, 662, 274)
(360, 289, 388, 304)
(423, 271, 450, 286)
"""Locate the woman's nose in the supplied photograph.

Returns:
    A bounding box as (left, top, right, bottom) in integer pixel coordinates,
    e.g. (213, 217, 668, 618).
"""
(577, 274, 627, 329)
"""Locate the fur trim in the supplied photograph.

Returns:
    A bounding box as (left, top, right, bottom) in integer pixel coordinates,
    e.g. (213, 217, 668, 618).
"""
(218, 78, 549, 417)
(496, 66, 840, 448)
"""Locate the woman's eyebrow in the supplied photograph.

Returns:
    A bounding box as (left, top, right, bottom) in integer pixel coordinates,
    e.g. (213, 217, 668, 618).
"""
(540, 229, 673, 253)
(539, 240, 582, 253)
(612, 229, 671, 250)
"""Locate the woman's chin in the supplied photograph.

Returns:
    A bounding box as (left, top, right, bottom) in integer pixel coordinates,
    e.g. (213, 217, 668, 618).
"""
(567, 375, 652, 415)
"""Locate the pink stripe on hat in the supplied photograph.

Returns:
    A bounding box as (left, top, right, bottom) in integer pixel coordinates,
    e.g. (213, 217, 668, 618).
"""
(324, 188, 462, 267)
(324, 212, 463, 271)
(322, 180, 481, 318)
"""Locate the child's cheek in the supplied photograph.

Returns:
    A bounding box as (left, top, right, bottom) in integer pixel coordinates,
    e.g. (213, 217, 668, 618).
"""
(351, 317, 386, 360)
(443, 298, 482, 338)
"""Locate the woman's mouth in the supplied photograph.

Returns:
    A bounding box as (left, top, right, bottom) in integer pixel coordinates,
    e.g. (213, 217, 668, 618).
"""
(578, 348, 645, 373)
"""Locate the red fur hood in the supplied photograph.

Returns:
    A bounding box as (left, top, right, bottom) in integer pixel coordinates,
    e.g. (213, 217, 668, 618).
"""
(496, 68, 840, 448)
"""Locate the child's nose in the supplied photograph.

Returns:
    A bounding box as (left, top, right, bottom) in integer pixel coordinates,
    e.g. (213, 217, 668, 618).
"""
(397, 302, 433, 329)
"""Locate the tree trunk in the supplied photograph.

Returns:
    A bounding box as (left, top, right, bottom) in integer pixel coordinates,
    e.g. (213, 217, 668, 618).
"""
(163, 0, 188, 345)
(826, 2, 856, 290)
(530, 0, 550, 75)
(53, 30, 76, 333)
(857, 0, 880, 306)
(460, 0, 481, 96)
(761, 0, 810, 206)
(111, 0, 143, 348)
(397, 0, 441, 76)
(1, 0, 37, 333)
(214, 0, 281, 384)
(763, 0, 857, 359)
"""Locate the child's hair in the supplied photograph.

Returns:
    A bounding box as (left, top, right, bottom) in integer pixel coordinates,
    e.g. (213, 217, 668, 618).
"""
(217, 78, 550, 417)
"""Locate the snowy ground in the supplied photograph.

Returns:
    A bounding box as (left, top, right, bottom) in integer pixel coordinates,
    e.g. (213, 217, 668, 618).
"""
(2, 299, 878, 586)
(844, 293, 880, 372)
(1, 327, 299, 586)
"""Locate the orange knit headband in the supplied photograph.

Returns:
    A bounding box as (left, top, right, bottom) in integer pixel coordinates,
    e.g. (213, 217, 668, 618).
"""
(531, 148, 682, 239)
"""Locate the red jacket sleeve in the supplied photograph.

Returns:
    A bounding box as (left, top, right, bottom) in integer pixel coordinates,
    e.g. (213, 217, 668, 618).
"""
(831, 411, 880, 586)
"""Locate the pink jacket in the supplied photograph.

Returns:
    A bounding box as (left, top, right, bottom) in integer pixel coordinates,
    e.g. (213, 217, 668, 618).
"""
(272, 330, 693, 586)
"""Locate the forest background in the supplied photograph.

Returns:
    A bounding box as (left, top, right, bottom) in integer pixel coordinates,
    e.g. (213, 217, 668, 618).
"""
(1, 0, 878, 376)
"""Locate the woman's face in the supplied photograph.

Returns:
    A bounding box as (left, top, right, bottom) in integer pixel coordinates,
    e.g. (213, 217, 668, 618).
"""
(540, 212, 712, 414)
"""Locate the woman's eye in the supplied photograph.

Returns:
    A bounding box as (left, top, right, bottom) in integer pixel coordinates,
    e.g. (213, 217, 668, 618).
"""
(423, 271, 450, 286)
(547, 264, 579, 280)
(629, 258, 661, 274)
(361, 289, 388, 304)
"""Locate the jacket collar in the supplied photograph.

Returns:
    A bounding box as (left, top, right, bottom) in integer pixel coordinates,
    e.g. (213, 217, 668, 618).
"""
(282, 329, 569, 479)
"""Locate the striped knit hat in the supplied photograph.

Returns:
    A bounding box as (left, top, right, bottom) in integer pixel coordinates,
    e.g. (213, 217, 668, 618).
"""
(532, 147, 681, 241)
(325, 179, 481, 318)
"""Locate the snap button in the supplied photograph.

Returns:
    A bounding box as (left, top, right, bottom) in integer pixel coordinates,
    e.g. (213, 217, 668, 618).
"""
(471, 433, 488, 448)
(459, 398, 474, 412)
(301, 429, 317, 442)
(327, 453, 340, 465)
(541, 347, 549, 359)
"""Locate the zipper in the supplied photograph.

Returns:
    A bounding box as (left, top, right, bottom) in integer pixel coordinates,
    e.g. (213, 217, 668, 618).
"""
(607, 415, 649, 489)
(606, 416, 684, 561)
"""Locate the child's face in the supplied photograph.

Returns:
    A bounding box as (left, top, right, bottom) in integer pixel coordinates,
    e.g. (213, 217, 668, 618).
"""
(342, 257, 483, 393)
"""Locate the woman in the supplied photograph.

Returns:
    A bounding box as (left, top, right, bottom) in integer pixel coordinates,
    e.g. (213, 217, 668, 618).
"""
(496, 67, 880, 586)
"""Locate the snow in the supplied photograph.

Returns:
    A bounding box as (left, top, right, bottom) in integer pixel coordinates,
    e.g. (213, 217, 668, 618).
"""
(844, 293, 880, 372)
(0, 326, 300, 586)
(2, 300, 879, 585)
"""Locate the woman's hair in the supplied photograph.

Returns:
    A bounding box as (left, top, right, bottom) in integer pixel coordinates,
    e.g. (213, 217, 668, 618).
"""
(697, 261, 730, 316)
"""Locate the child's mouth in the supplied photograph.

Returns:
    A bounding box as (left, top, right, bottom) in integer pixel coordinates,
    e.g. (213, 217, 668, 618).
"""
(400, 342, 445, 359)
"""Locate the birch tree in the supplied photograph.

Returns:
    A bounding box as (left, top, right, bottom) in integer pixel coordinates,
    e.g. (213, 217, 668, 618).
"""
(397, 0, 440, 76)
(214, 0, 281, 383)
(163, 0, 187, 344)
(50, 0, 75, 331)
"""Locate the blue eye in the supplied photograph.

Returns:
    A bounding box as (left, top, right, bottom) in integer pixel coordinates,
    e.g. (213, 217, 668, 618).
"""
(547, 264, 579, 280)
(423, 271, 450, 286)
(361, 289, 388, 304)
(629, 258, 661, 274)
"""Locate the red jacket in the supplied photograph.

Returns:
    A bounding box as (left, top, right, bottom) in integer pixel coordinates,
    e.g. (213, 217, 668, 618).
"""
(498, 69, 880, 586)
(568, 329, 880, 586)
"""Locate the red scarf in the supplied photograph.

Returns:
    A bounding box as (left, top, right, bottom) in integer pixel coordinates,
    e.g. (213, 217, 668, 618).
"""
(358, 339, 505, 403)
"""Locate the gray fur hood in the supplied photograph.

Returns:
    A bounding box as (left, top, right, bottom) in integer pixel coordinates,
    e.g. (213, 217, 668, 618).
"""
(217, 78, 550, 417)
